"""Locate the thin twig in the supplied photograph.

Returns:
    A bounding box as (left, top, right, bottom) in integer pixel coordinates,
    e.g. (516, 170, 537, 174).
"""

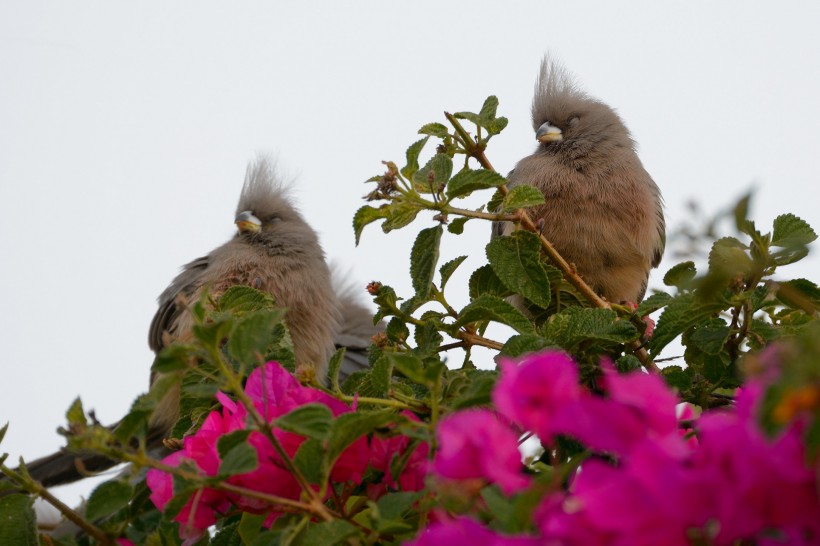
(457, 331, 504, 351)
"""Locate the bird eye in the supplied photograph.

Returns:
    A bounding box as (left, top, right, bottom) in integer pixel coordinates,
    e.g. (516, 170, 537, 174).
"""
(265, 213, 282, 223)
(568, 115, 581, 125)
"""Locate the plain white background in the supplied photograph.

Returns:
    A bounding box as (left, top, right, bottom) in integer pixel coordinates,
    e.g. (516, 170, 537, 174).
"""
(2, 2, 819, 506)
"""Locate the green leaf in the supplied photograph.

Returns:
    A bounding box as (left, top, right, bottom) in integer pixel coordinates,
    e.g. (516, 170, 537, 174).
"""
(486, 231, 552, 308)
(500, 334, 556, 358)
(649, 293, 728, 357)
(488, 188, 505, 213)
(708, 237, 752, 277)
(152, 343, 196, 374)
(192, 316, 234, 352)
(448, 370, 497, 409)
(276, 404, 334, 441)
(733, 192, 756, 236)
(353, 205, 390, 245)
(227, 309, 287, 365)
(616, 354, 643, 372)
(500, 185, 545, 212)
(382, 203, 421, 233)
(0, 494, 36, 546)
(414, 321, 444, 359)
(544, 307, 638, 349)
(85, 480, 133, 521)
(301, 520, 359, 545)
(453, 110, 481, 125)
(65, 397, 87, 426)
(375, 491, 423, 520)
(469, 264, 511, 299)
(389, 352, 437, 385)
(772, 213, 817, 247)
(385, 317, 410, 343)
(663, 261, 697, 289)
(239, 512, 270, 545)
(481, 486, 517, 532)
(661, 365, 693, 392)
(776, 279, 820, 311)
(418, 122, 449, 138)
(212, 521, 242, 546)
(370, 355, 393, 397)
(688, 323, 731, 355)
(446, 169, 506, 199)
(410, 226, 443, 300)
(414, 153, 453, 193)
(328, 348, 345, 390)
(401, 137, 430, 180)
(702, 353, 731, 383)
(218, 285, 277, 314)
(447, 217, 469, 234)
(771, 246, 809, 267)
(455, 294, 535, 335)
(326, 410, 396, 471)
(440, 256, 468, 289)
(636, 291, 672, 316)
(218, 437, 258, 476)
(478, 95, 500, 123)
(293, 438, 325, 484)
(484, 116, 509, 136)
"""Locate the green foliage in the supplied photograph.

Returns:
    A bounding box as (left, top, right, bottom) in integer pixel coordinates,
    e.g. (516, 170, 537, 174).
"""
(0, 494, 37, 546)
(2, 95, 818, 546)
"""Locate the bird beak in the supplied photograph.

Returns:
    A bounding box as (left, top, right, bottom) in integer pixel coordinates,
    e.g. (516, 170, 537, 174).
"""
(536, 122, 563, 143)
(235, 210, 262, 233)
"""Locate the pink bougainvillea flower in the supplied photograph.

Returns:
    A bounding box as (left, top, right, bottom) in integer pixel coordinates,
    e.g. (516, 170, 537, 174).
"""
(432, 409, 530, 495)
(529, 346, 820, 546)
(243, 361, 350, 419)
(693, 410, 820, 543)
(493, 351, 583, 440)
(407, 516, 542, 546)
(600, 362, 679, 436)
(545, 438, 712, 546)
(550, 363, 685, 457)
(147, 361, 374, 537)
(146, 451, 230, 541)
(369, 411, 430, 492)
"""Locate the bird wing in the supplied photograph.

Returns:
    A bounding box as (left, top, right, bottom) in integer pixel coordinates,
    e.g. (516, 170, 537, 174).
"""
(148, 255, 210, 353)
(652, 209, 666, 269)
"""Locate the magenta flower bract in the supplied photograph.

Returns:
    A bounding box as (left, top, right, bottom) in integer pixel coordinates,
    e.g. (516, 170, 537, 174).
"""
(146, 361, 428, 539)
(432, 409, 530, 495)
(406, 517, 542, 546)
(493, 351, 583, 441)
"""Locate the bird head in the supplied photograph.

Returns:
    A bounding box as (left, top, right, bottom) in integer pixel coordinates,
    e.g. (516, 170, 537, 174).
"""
(234, 158, 320, 248)
(531, 56, 633, 156)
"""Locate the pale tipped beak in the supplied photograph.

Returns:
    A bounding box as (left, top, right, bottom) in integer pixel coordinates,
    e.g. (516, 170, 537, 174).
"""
(235, 210, 262, 233)
(536, 122, 563, 143)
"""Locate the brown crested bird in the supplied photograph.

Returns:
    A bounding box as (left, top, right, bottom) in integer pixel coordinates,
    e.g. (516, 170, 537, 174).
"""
(147, 158, 340, 433)
(12, 158, 358, 490)
(496, 57, 665, 303)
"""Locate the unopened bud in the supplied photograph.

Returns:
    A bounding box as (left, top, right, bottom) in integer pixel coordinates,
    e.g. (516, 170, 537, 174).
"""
(367, 281, 382, 295)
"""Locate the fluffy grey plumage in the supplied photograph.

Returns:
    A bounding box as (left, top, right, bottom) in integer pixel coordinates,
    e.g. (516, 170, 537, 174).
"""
(497, 56, 665, 303)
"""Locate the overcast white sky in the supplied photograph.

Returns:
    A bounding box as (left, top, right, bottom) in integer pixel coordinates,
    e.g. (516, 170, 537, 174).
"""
(2, 2, 819, 505)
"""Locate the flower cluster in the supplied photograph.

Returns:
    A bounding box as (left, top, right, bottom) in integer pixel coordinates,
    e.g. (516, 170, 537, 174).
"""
(146, 361, 427, 540)
(144, 349, 819, 545)
(412, 351, 820, 545)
